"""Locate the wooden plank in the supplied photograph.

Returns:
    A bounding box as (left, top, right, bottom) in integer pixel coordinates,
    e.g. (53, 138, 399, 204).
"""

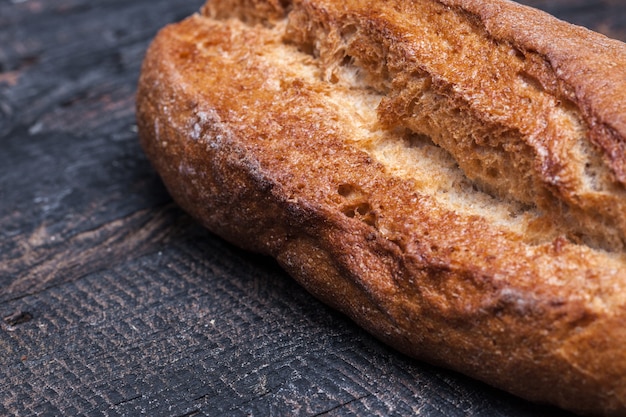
(0, 236, 573, 416)
(522, 0, 626, 40)
(0, 0, 624, 416)
(0, 0, 204, 302)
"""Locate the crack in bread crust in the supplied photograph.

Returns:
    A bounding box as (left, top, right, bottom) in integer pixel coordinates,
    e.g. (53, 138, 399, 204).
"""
(137, 2, 626, 415)
(288, 0, 626, 251)
(205, 0, 626, 252)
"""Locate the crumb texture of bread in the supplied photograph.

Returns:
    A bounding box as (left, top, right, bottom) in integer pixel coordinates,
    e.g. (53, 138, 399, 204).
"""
(136, 1, 626, 415)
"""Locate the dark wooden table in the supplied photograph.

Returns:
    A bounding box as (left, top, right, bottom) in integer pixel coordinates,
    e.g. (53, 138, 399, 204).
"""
(1, 1, 624, 416)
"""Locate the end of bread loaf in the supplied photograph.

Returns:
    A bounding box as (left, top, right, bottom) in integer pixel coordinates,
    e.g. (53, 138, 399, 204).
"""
(137, 1, 626, 415)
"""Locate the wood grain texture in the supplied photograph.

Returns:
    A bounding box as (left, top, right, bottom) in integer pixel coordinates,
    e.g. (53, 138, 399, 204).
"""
(0, 0, 624, 415)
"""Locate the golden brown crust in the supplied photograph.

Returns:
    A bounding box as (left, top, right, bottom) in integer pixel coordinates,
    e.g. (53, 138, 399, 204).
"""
(137, 2, 626, 415)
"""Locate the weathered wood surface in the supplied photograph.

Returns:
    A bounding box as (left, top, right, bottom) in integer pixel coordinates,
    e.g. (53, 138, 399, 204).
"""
(0, 0, 624, 415)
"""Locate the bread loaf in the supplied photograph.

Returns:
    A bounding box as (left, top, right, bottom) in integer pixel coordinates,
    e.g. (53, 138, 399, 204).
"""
(136, 1, 626, 415)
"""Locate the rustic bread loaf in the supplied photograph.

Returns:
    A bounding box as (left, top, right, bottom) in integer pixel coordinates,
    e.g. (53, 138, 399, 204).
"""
(136, 0, 626, 415)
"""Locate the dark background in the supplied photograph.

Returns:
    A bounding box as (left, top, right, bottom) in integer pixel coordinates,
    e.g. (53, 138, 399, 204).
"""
(1, 1, 624, 416)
